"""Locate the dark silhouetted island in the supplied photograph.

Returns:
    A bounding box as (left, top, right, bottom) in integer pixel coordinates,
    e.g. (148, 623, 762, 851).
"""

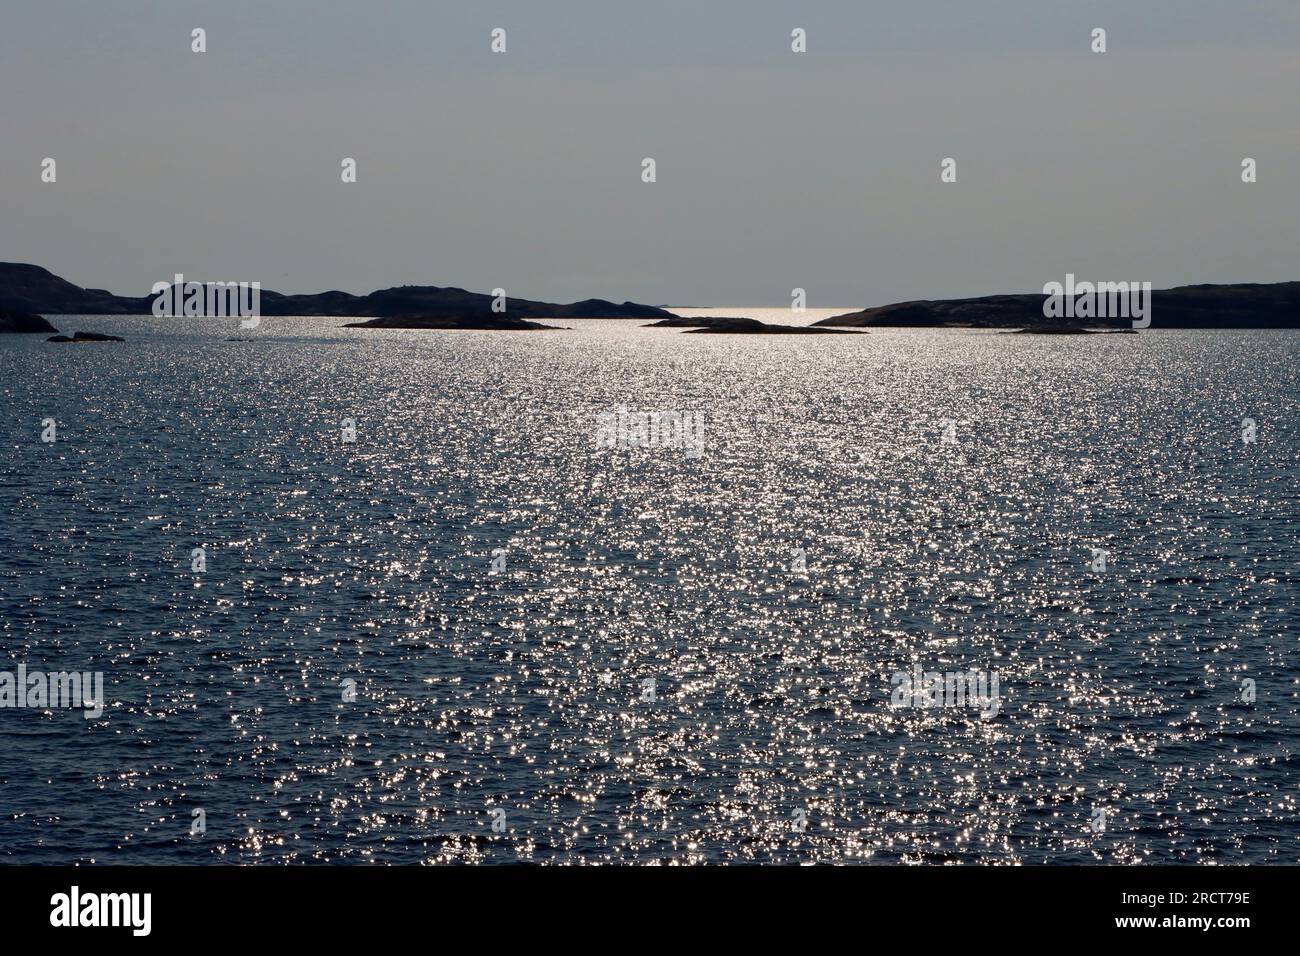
(815, 282, 1300, 330)
(0, 308, 58, 334)
(0, 262, 673, 320)
(647, 316, 861, 333)
(680, 317, 863, 334)
(643, 316, 755, 328)
(1005, 326, 1138, 335)
(343, 314, 566, 331)
(47, 330, 126, 342)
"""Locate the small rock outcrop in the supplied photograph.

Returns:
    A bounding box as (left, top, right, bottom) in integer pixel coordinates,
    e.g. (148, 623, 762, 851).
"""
(46, 330, 125, 342)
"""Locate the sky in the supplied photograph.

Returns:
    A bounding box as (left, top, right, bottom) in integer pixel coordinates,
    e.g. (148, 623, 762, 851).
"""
(2, 0, 1298, 307)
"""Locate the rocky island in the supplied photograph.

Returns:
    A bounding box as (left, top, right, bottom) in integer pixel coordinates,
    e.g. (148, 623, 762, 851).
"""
(47, 330, 125, 342)
(643, 316, 755, 327)
(647, 316, 863, 334)
(0, 308, 58, 334)
(343, 314, 566, 331)
(815, 282, 1300, 330)
(1005, 326, 1138, 335)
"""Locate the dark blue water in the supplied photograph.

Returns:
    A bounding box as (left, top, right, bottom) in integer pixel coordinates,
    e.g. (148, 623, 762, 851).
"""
(1, 316, 1297, 863)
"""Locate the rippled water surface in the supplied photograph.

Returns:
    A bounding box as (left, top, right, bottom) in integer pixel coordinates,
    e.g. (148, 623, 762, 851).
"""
(1, 315, 1297, 864)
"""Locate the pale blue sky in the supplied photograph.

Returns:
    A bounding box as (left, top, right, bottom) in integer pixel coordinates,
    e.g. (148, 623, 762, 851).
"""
(2, 0, 1297, 306)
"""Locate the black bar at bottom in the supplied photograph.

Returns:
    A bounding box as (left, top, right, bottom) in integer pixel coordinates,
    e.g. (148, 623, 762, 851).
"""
(0, 864, 1278, 943)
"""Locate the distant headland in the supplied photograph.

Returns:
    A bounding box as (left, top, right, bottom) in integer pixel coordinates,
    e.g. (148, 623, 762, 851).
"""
(815, 282, 1300, 330)
(0, 262, 672, 321)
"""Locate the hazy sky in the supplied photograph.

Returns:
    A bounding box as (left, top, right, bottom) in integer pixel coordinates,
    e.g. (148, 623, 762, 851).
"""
(2, 0, 1298, 306)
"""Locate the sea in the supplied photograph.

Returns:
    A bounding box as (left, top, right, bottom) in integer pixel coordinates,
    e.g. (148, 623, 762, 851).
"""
(0, 311, 1296, 863)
